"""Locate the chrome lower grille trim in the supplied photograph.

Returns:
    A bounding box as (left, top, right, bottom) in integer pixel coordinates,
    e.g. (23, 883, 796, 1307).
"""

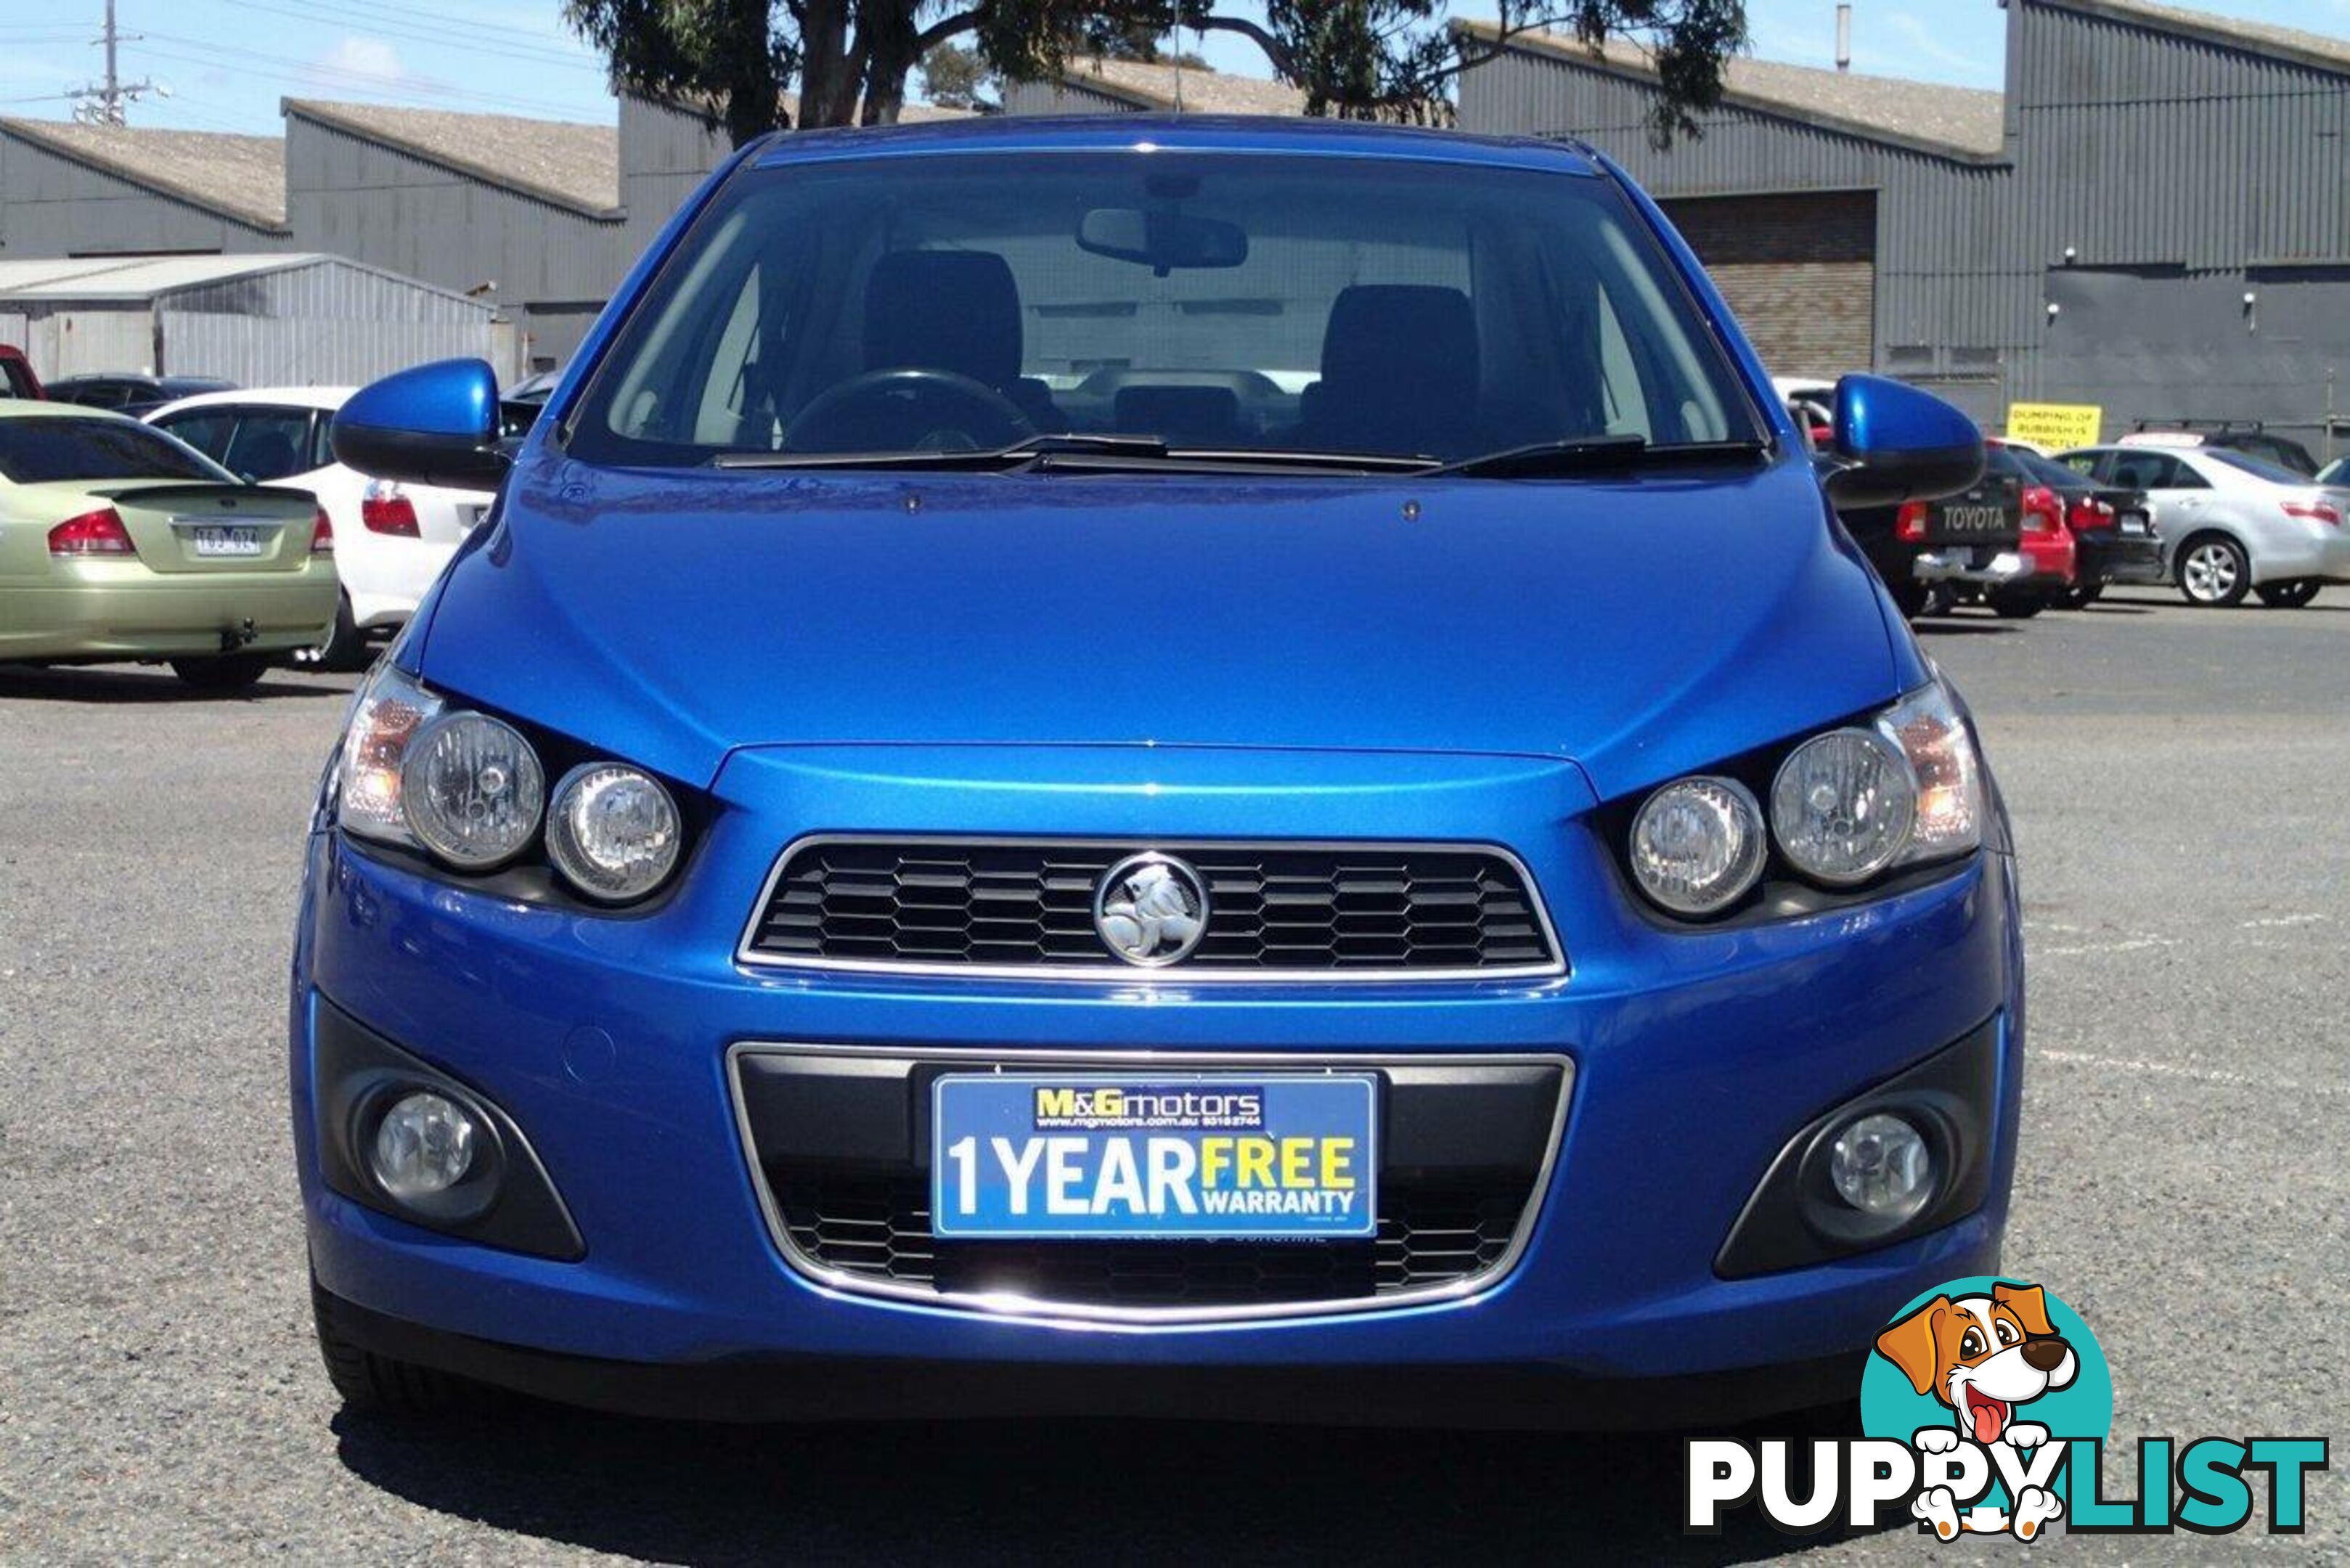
(727, 1042, 1575, 1326)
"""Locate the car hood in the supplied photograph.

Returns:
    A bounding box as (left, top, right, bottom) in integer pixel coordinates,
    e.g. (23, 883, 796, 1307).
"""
(419, 454, 1904, 799)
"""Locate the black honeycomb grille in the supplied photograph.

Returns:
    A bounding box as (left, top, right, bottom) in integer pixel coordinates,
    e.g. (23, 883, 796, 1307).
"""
(772, 1171, 1528, 1308)
(745, 840, 1558, 973)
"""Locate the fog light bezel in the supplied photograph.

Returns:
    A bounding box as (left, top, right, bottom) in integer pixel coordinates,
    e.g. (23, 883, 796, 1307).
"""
(310, 995, 584, 1261)
(1713, 1014, 2001, 1279)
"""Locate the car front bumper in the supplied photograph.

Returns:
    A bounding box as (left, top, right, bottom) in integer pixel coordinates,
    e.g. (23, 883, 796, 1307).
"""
(294, 747, 2023, 1427)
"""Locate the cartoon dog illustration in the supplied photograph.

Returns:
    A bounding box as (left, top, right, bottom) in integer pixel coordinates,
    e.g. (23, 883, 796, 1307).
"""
(1874, 1282, 2079, 1542)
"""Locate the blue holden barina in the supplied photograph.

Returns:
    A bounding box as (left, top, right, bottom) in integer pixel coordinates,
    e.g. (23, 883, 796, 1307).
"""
(297, 115, 2021, 1426)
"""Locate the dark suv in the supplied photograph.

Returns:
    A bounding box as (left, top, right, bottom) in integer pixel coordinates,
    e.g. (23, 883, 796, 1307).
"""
(44, 374, 236, 418)
(2123, 423, 2317, 477)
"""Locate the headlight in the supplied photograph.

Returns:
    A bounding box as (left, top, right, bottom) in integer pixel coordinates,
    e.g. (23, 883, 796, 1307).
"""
(1770, 728, 1917, 886)
(338, 663, 443, 847)
(1876, 680, 1983, 863)
(546, 763, 682, 902)
(1628, 775, 1767, 915)
(400, 711, 545, 869)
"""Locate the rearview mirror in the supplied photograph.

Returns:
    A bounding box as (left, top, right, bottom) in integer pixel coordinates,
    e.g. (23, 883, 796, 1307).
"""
(1077, 208, 1247, 271)
(333, 358, 510, 491)
(1823, 375, 1983, 510)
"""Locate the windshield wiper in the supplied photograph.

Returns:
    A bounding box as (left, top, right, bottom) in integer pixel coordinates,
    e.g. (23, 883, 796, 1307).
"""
(1429, 436, 1768, 479)
(710, 433, 1442, 475)
(711, 433, 1172, 471)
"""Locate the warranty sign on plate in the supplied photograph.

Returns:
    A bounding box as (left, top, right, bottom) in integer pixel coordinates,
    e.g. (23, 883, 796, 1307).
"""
(931, 1073, 1379, 1240)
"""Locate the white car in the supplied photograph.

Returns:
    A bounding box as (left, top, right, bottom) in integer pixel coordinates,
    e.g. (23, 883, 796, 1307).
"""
(2057, 443, 2350, 608)
(147, 388, 492, 665)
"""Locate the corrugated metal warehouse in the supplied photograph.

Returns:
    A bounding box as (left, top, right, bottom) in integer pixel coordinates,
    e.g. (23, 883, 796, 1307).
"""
(999, 57, 1306, 116)
(618, 91, 968, 267)
(0, 0, 2342, 441)
(0, 253, 494, 384)
(1456, 0, 2350, 445)
(282, 100, 624, 370)
(0, 118, 290, 257)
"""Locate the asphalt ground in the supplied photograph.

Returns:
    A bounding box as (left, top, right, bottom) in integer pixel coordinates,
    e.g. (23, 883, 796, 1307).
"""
(1, 587, 2343, 1563)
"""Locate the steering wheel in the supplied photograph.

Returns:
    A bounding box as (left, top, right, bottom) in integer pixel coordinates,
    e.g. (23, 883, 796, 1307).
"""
(780, 367, 1035, 454)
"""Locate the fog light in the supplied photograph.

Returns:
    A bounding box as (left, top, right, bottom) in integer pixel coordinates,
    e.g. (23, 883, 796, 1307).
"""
(371, 1091, 478, 1201)
(1827, 1113, 1934, 1221)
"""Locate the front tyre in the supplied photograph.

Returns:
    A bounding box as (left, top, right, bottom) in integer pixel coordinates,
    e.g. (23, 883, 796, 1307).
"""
(169, 653, 272, 692)
(2256, 579, 2321, 609)
(2060, 582, 2103, 609)
(2176, 534, 2251, 607)
(311, 1280, 477, 1417)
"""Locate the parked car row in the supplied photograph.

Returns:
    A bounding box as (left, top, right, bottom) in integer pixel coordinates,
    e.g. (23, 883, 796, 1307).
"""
(0, 352, 507, 686)
(0, 401, 339, 689)
(1793, 383, 2348, 614)
(2052, 442, 2348, 608)
(147, 388, 494, 667)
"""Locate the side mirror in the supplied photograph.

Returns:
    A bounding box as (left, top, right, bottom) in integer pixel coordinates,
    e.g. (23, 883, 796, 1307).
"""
(332, 358, 510, 491)
(1823, 374, 1983, 510)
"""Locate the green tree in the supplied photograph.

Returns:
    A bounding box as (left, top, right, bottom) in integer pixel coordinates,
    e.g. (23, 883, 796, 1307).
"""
(919, 41, 997, 110)
(566, 0, 1745, 145)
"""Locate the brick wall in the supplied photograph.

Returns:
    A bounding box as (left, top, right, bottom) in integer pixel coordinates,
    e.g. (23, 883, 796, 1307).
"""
(1660, 192, 1878, 374)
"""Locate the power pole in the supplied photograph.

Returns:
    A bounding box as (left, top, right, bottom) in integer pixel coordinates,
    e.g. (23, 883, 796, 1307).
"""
(68, 0, 159, 126)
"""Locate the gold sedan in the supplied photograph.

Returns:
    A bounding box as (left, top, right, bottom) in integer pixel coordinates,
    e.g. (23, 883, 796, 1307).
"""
(0, 401, 339, 690)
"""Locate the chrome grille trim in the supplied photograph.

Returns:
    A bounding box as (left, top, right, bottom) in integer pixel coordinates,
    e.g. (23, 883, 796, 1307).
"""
(725, 1042, 1576, 1327)
(733, 836, 1567, 984)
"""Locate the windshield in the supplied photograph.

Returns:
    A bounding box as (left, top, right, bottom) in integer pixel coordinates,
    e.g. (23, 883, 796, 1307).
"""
(0, 417, 231, 484)
(568, 152, 1760, 470)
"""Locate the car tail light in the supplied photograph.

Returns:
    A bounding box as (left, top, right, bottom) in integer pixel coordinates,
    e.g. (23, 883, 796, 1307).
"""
(1895, 502, 1927, 542)
(311, 506, 335, 553)
(2282, 501, 2341, 527)
(2020, 485, 2059, 534)
(2066, 497, 2116, 533)
(362, 489, 420, 537)
(48, 507, 134, 555)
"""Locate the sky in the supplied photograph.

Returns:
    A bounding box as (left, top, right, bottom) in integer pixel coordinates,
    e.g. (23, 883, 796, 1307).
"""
(1, 0, 2346, 135)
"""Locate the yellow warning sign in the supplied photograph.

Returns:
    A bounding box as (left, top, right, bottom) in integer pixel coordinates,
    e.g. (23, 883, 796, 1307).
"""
(2004, 402, 2102, 451)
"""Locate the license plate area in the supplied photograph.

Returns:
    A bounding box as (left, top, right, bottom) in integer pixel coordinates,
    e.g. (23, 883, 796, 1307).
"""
(186, 524, 265, 557)
(931, 1072, 1379, 1240)
(1930, 505, 2008, 539)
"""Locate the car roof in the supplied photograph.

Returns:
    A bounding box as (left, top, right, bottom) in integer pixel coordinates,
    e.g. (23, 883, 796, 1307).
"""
(748, 113, 1605, 178)
(147, 386, 354, 414)
(0, 399, 147, 422)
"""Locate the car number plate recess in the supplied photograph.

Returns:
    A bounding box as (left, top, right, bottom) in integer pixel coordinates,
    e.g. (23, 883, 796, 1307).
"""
(931, 1073, 1379, 1240)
